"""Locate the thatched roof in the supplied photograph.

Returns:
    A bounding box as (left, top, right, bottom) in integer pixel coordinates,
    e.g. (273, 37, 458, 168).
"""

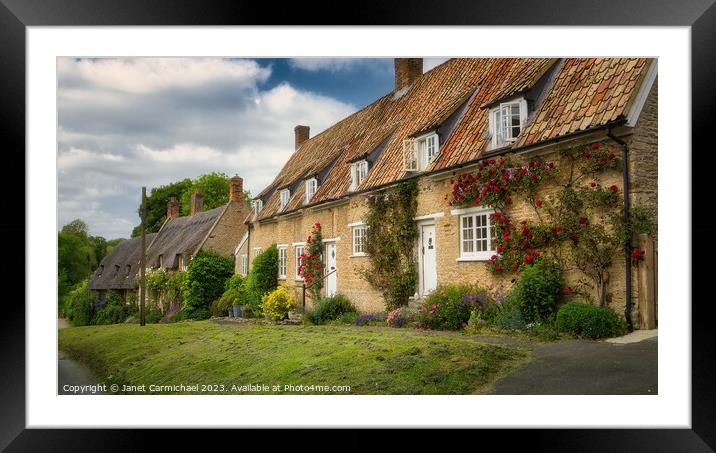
(88, 233, 156, 290)
(145, 205, 225, 269)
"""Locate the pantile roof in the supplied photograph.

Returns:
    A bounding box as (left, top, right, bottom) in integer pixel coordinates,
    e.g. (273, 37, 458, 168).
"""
(253, 57, 652, 222)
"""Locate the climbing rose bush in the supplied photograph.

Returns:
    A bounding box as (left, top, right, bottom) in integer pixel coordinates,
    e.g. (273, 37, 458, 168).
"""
(298, 222, 324, 299)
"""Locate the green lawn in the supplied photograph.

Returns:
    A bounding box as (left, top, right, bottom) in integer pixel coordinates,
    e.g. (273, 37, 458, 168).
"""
(58, 321, 528, 395)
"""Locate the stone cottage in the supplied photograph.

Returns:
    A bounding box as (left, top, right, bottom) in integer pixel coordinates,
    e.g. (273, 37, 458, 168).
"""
(90, 174, 252, 307)
(146, 174, 252, 272)
(236, 58, 658, 328)
(88, 233, 157, 302)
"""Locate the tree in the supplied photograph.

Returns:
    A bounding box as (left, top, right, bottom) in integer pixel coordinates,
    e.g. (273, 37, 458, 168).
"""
(131, 178, 193, 237)
(179, 172, 230, 216)
(61, 219, 89, 237)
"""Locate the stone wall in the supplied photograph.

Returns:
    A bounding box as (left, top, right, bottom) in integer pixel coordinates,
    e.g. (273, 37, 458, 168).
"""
(243, 96, 657, 324)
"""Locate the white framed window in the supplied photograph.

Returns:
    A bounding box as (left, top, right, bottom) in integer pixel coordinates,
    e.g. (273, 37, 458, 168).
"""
(241, 254, 248, 276)
(253, 247, 262, 258)
(305, 178, 318, 204)
(254, 199, 263, 214)
(404, 132, 439, 171)
(350, 160, 369, 191)
(489, 98, 528, 148)
(158, 255, 164, 268)
(177, 254, 187, 271)
(458, 209, 497, 261)
(279, 189, 290, 210)
(295, 245, 305, 280)
(278, 246, 287, 279)
(352, 225, 368, 256)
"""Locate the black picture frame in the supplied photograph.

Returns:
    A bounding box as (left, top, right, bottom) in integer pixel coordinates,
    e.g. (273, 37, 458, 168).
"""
(2, 0, 713, 450)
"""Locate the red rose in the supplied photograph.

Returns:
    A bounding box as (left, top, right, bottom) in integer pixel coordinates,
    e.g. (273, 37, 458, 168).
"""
(495, 265, 503, 271)
(578, 217, 586, 225)
(504, 196, 511, 204)
(608, 153, 615, 160)
(610, 185, 619, 192)
(536, 199, 543, 208)
(499, 158, 505, 165)
(592, 143, 600, 150)
(534, 161, 541, 168)
(590, 181, 597, 187)
(564, 286, 572, 294)
(547, 162, 554, 169)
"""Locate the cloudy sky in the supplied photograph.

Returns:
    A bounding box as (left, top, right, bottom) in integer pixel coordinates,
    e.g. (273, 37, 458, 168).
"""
(57, 57, 449, 239)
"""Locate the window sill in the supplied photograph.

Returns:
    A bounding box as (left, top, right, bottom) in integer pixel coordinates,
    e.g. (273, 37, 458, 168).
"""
(278, 276, 287, 281)
(456, 255, 494, 262)
(350, 253, 369, 258)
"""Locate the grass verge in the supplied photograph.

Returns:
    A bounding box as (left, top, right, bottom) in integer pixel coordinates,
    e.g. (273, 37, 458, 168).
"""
(59, 320, 528, 395)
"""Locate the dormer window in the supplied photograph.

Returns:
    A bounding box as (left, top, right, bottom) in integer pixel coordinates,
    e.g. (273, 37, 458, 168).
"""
(350, 160, 368, 191)
(98, 265, 104, 276)
(158, 255, 164, 268)
(279, 189, 290, 210)
(113, 264, 120, 276)
(255, 199, 263, 214)
(125, 264, 131, 278)
(403, 132, 439, 171)
(489, 98, 528, 148)
(305, 178, 318, 204)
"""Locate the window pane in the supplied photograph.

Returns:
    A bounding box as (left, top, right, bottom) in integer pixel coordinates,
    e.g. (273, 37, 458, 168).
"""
(462, 216, 474, 253)
(476, 214, 488, 251)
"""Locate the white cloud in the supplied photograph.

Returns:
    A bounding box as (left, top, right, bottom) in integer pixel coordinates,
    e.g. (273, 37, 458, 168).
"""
(57, 57, 356, 238)
(58, 57, 270, 94)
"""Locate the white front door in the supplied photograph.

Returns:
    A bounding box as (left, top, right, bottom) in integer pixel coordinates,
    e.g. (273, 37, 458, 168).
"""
(420, 224, 438, 295)
(325, 242, 337, 297)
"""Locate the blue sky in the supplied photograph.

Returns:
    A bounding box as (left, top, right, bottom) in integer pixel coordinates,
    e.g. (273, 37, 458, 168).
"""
(57, 57, 448, 239)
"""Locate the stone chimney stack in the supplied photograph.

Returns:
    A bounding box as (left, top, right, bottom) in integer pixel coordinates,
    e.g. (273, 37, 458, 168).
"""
(167, 196, 179, 220)
(190, 190, 204, 216)
(294, 125, 310, 150)
(394, 58, 423, 92)
(229, 174, 244, 203)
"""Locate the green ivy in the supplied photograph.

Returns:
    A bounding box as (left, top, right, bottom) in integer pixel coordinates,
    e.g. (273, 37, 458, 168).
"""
(362, 180, 419, 310)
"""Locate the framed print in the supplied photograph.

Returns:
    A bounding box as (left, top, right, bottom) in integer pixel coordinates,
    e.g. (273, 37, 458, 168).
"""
(2, 0, 714, 449)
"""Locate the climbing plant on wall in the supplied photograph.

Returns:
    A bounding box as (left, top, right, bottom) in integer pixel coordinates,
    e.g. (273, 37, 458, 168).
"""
(361, 180, 419, 310)
(298, 222, 324, 300)
(448, 142, 653, 308)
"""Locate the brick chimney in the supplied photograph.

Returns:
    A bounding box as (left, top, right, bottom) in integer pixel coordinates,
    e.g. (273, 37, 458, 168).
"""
(229, 174, 244, 203)
(294, 125, 310, 150)
(394, 58, 423, 92)
(166, 196, 179, 220)
(190, 190, 204, 216)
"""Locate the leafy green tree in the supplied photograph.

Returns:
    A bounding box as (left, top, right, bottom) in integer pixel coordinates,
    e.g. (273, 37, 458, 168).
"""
(180, 172, 230, 216)
(58, 230, 96, 304)
(182, 251, 234, 319)
(131, 179, 193, 237)
(61, 219, 89, 237)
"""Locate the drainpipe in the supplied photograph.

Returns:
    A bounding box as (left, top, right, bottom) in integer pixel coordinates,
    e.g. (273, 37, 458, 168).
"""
(606, 128, 633, 332)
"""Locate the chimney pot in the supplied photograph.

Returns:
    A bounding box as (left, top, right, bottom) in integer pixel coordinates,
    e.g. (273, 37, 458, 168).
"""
(394, 58, 423, 92)
(190, 190, 204, 216)
(294, 125, 310, 150)
(167, 196, 179, 220)
(229, 174, 244, 203)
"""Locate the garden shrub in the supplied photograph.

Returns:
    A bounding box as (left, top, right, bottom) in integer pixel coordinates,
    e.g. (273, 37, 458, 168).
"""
(386, 307, 408, 328)
(355, 312, 385, 326)
(66, 280, 93, 326)
(555, 302, 626, 339)
(260, 286, 295, 321)
(145, 308, 163, 324)
(416, 284, 489, 330)
(216, 274, 247, 315)
(304, 294, 357, 325)
(94, 291, 128, 325)
(508, 261, 564, 323)
(495, 299, 526, 330)
(245, 244, 278, 313)
(183, 251, 234, 319)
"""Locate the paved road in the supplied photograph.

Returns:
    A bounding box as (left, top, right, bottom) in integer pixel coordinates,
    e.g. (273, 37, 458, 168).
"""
(58, 319, 106, 395)
(490, 336, 657, 394)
